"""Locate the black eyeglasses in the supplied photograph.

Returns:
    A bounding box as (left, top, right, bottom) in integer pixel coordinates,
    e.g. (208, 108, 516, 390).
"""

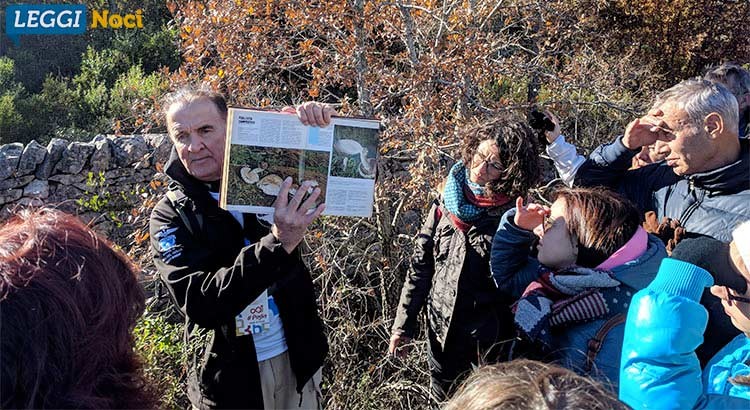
(726, 287, 750, 305)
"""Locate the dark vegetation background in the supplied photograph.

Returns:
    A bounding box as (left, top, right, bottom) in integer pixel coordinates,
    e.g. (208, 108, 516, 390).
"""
(1, 0, 749, 408)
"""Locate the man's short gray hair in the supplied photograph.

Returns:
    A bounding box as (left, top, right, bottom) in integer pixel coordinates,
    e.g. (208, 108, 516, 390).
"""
(704, 62, 750, 100)
(161, 85, 228, 120)
(656, 78, 739, 134)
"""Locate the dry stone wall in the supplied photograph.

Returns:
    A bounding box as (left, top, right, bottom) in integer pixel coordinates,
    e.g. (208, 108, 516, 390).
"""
(0, 134, 173, 239)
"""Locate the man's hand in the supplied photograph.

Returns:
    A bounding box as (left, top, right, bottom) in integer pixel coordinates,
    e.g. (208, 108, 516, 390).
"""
(281, 102, 335, 127)
(388, 333, 412, 359)
(621, 110, 674, 150)
(272, 178, 326, 254)
(543, 110, 561, 144)
(513, 197, 549, 231)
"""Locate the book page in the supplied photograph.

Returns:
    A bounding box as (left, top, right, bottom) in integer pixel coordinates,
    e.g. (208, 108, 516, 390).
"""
(323, 118, 380, 217)
(221, 108, 379, 218)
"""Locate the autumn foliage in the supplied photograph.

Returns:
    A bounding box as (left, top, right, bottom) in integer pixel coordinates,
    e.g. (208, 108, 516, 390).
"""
(160, 0, 749, 407)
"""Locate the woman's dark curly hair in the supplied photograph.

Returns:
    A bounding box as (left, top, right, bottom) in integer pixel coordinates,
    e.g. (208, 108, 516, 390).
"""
(0, 208, 157, 409)
(459, 114, 541, 197)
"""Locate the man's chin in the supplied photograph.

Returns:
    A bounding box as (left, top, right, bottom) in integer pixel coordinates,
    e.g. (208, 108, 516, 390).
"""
(189, 169, 221, 183)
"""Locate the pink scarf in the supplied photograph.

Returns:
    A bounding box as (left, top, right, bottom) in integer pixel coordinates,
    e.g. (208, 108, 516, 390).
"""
(596, 226, 648, 270)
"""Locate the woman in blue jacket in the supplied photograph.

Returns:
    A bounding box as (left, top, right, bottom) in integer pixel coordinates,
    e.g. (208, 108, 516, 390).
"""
(490, 187, 667, 388)
(620, 221, 750, 409)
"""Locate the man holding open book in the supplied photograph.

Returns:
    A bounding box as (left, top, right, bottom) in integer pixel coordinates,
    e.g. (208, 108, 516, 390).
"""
(149, 86, 333, 409)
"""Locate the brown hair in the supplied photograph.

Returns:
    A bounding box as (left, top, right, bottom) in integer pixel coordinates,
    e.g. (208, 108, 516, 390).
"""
(554, 187, 642, 268)
(0, 208, 156, 409)
(444, 359, 628, 410)
(459, 114, 541, 198)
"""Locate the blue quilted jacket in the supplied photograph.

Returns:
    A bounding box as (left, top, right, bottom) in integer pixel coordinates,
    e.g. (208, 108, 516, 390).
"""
(620, 258, 750, 409)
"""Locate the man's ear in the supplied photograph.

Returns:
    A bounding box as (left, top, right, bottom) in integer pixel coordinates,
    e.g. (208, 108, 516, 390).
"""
(704, 112, 724, 138)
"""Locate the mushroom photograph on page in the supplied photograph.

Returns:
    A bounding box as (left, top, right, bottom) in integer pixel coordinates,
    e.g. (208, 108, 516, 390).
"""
(330, 125, 378, 179)
(225, 145, 329, 208)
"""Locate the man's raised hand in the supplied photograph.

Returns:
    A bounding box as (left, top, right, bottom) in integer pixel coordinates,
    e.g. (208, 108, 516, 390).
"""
(297, 102, 334, 126)
(622, 110, 674, 150)
(280, 102, 335, 127)
(272, 177, 326, 254)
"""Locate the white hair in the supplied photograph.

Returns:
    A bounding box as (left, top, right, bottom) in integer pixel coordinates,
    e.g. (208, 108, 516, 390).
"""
(656, 79, 739, 135)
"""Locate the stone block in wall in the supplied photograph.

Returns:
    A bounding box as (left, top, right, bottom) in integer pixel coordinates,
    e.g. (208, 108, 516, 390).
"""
(110, 135, 149, 167)
(50, 184, 83, 201)
(48, 173, 86, 185)
(0, 175, 34, 190)
(36, 138, 68, 180)
(144, 134, 172, 168)
(90, 136, 113, 172)
(18, 140, 47, 176)
(23, 179, 49, 199)
(0, 143, 24, 181)
(103, 168, 135, 180)
(112, 168, 156, 185)
(0, 189, 22, 205)
(55, 141, 95, 174)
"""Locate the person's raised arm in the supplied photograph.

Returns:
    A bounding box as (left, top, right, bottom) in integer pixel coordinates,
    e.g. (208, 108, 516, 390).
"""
(151, 177, 325, 328)
(540, 111, 586, 187)
(575, 112, 674, 189)
(490, 197, 545, 299)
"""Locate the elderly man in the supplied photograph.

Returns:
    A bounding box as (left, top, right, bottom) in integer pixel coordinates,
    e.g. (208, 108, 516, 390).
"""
(149, 86, 332, 409)
(561, 79, 750, 366)
(705, 62, 750, 138)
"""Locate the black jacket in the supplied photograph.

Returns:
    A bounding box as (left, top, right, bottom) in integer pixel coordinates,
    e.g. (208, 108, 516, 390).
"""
(149, 151, 328, 409)
(392, 199, 514, 347)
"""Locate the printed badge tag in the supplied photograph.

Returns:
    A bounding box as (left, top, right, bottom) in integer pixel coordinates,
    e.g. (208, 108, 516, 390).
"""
(235, 290, 271, 336)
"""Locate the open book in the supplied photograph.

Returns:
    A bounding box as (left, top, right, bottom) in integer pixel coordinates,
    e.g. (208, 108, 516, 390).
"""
(219, 108, 380, 217)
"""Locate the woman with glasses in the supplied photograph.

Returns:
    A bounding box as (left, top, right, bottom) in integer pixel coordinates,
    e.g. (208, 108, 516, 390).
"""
(490, 187, 667, 388)
(389, 115, 541, 402)
(620, 221, 750, 409)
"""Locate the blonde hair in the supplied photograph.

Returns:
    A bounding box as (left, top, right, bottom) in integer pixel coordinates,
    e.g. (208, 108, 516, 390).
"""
(444, 360, 627, 410)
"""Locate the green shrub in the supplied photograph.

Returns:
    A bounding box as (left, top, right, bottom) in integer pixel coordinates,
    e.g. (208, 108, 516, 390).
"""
(133, 311, 190, 409)
(75, 46, 130, 90)
(109, 65, 169, 133)
(0, 92, 25, 144)
(0, 57, 15, 92)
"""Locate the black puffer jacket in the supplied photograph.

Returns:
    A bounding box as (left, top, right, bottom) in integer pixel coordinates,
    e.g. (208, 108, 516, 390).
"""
(149, 151, 328, 409)
(392, 199, 513, 347)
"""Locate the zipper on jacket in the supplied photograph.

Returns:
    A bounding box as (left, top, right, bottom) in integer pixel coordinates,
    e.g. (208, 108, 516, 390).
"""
(679, 177, 705, 226)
